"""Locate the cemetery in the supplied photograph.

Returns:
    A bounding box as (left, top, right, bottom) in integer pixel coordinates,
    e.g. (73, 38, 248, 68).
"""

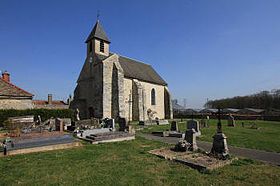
(0, 111, 136, 156)
(1, 1, 280, 185)
(0, 108, 280, 184)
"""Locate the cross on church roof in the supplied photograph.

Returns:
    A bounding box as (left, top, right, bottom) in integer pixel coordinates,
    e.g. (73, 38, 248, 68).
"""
(97, 10, 100, 21)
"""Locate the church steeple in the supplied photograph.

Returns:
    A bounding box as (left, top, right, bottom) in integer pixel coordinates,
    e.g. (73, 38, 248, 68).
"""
(86, 20, 110, 56)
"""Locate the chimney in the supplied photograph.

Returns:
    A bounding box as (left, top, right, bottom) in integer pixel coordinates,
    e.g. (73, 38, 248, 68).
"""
(48, 94, 53, 105)
(2, 71, 10, 82)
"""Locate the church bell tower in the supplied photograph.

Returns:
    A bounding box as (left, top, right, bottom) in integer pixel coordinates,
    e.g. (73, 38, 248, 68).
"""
(85, 20, 110, 57)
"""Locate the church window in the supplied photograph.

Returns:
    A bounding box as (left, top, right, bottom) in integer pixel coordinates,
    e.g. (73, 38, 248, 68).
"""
(151, 88, 156, 105)
(89, 41, 92, 52)
(100, 40, 104, 52)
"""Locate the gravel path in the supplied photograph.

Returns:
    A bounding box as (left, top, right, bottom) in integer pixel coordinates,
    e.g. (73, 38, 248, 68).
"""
(139, 133, 280, 166)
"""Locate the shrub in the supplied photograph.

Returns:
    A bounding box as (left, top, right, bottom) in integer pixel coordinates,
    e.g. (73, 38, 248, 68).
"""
(0, 109, 74, 127)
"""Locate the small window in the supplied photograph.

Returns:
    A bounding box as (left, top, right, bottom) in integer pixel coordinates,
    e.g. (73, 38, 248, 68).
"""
(89, 41, 92, 52)
(100, 40, 104, 52)
(151, 88, 156, 105)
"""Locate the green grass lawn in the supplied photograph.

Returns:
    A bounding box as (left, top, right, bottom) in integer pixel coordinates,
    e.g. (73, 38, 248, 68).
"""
(0, 137, 279, 185)
(140, 119, 280, 153)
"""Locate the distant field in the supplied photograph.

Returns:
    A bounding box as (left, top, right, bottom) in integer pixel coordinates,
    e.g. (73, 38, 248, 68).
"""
(140, 119, 280, 153)
(0, 137, 279, 185)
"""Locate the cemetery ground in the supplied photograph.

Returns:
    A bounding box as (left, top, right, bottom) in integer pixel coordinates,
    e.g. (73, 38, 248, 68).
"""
(139, 119, 280, 153)
(0, 136, 280, 185)
(0, 119, 280, 185)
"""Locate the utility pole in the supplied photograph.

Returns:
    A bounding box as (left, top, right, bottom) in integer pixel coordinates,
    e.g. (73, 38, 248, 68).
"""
(183, 98, 187, 109)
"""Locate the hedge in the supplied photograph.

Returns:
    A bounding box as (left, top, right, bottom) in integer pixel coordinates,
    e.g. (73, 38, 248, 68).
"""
(0, 109, 74, 127)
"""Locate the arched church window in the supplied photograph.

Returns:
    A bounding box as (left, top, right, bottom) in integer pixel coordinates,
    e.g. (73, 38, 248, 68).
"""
(151, 88, 156, 105)
(100, 40, 104, 52)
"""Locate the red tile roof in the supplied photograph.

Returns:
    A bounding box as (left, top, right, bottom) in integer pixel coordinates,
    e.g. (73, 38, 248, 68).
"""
(0, 78, 33, 97)
(32, 100, 67, 105)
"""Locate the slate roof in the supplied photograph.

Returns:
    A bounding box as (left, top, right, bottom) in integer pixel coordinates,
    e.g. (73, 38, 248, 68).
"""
(94, 53, 167, 85)
(85, 21, 110, 43)
(117, 55, 167, 86)
(0, 78, 33, 98)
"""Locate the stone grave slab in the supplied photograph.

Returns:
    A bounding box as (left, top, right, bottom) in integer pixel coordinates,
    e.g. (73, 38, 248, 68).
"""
(149, 147, 235, 171)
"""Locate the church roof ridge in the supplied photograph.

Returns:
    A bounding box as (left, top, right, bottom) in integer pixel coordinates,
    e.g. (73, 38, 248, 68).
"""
(112, 52, 151, 66)
(111, 53, 167, 86)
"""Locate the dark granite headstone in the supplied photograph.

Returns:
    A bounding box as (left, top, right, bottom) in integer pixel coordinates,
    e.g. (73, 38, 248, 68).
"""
(170, 121, 178, 131)
(187, 119, 201, 136)
(119, 117, 127, 131)
(103, 118, 115, 128)
(184, 129, 198, 151)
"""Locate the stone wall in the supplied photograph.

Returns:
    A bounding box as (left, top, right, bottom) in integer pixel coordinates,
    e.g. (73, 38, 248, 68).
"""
(132, 79, 145, 121)
(123, 78, 133, 120)
(70, 55, 104, 119)
(90, 59, 103, 118)
(164, 86, 173, 119)
(113, 58, 125, 118)
(140, 81, 165, 119)
(123, 78, 166, 120)
(93, 39, 110, 56)
(102, 54, 119, 118)
(0, 98, 33, 110)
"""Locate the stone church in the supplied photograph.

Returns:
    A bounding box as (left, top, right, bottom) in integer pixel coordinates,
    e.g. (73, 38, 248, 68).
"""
(70, 20, 173, 121)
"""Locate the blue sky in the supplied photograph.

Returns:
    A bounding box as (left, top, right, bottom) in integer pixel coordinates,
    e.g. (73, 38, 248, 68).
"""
(0, 0, 280, 108)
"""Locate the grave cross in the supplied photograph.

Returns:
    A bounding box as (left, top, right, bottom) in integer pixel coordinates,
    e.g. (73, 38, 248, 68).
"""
(217, 108, 222, 133)
(125, 90, 133, 123)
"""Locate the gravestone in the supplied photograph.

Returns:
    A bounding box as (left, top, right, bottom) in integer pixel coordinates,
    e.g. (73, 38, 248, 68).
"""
(108, 119, 115, 129)
(211, 108, 229, 159)
(118, 117, 127, 132)
(174, 139, 190, 152)
(187, 119, 201, 136)
(76, 118, 100, 129)
(139, 121, 145, 125)
(158, 120, 169, 125)
(103, 118, 115, 129)
(200, 119, 206, 128)
(227, 115, 235, 127)
(61, 118, 71, 130)
(75, 108, 80, 121)
(206, 115, 210, 127)
(55, 118, 64, 132)
(49, 118, 56, 131)
(170, 121, 178, 131)
(38, 115, 42, 125)
(211, 133, 229, 158)
(128, 125, 135, 134)
(184, 129, 198, 151)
